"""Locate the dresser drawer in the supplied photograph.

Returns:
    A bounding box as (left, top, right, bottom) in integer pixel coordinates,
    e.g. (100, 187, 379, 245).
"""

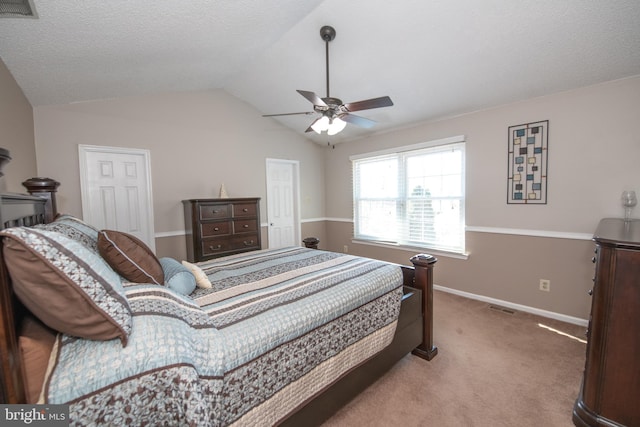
(201, 221, 231, 237)
(201, 234, 260, 257)
(230, 234, 260, 250)
(201, 238, 230, 256)
(233, 203, 257, 217)
(234, 219, 258, 233)
(199, 204, 231, 220)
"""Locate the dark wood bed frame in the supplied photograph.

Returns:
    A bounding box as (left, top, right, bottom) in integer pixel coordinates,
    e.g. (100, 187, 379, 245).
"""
(0, 191, 437, 426)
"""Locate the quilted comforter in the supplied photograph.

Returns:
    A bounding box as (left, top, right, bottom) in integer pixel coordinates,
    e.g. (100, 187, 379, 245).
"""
(43, 247, 404, 426)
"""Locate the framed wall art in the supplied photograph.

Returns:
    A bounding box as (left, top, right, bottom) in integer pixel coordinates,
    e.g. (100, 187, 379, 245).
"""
(507, 120, 549, 204)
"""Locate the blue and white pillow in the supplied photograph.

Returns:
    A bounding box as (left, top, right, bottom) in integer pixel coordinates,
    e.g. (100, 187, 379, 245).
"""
(0, 227, 132, 346)
(35, 214, 100, 253)
(160, 257, 197, 296)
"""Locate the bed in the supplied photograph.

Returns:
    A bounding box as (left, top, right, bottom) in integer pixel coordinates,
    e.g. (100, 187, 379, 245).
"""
(0, 191, 437, 426)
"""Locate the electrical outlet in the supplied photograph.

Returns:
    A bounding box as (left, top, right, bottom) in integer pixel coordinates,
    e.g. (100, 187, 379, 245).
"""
(343, 245, 348, 253)
(539, 279, 551, 292)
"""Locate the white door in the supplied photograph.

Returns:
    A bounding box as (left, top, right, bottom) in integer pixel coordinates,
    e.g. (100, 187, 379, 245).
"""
(266, 159, 300, 248)
(79, 145, 156, 251)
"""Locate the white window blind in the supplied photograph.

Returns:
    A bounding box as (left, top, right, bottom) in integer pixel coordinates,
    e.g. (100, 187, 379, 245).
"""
(352, 139, 465, 254)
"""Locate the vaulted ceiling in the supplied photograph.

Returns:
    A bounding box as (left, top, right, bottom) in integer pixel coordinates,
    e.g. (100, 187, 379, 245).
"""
(1, 0, 639, 145)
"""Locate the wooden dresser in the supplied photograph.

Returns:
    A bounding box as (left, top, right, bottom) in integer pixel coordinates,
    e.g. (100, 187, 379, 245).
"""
(183, 198, 261, 262)
(573, 218, 640, 427)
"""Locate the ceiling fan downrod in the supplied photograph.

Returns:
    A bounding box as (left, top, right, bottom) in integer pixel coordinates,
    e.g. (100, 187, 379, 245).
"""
(320, 26, 336, 99)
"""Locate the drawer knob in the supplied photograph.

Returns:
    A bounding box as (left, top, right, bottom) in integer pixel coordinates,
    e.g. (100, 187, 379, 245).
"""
(243, 208, 248, 212)
(243, 224, 249, 228)
(209, 245, 222, 251)
(243, 240, 254, 246)
(212, 209, 219, 214)
(214, 227, 219, 231)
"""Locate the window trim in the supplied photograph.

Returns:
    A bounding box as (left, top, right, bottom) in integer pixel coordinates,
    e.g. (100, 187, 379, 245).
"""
(351, 238, 470, 260)
(349, 135, 465, 161)
(351, 135, 466, 255)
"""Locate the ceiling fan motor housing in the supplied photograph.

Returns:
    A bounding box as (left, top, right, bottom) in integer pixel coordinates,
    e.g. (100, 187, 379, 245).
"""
(315, 97, 346, 118)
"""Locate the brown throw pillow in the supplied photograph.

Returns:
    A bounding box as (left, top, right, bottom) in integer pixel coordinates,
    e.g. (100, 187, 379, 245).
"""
(19, 316, 57, 404)
(98, 230, 164, 285)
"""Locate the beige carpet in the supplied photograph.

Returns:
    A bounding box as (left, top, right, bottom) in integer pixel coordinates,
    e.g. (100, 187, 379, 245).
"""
(322, 290, 587, 427)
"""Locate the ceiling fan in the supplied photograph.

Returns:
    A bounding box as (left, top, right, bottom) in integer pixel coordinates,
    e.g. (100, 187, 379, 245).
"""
(262, 25, 393, 136)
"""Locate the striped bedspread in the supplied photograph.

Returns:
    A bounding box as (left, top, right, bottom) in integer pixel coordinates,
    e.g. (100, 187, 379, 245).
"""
(44, 247, 404, 426)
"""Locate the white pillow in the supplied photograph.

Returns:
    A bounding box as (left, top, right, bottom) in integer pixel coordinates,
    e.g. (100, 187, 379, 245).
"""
(181, 260, 212, 289)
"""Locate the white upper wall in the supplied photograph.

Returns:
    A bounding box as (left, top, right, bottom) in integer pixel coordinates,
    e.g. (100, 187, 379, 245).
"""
(325, 75, 640, 234)
(33, 89, 326, 233)
(30, 75, 640, 236)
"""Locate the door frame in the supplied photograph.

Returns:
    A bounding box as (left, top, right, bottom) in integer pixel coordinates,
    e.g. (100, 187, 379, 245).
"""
(265, 158, 301, 249)
(78, 144, 156, 251)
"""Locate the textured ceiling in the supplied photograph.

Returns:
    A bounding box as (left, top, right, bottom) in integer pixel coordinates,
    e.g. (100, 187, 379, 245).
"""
(1, 0, 639, 145)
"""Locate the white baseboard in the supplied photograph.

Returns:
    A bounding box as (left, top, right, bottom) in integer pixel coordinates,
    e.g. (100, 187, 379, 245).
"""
(434, 284, 589, 327)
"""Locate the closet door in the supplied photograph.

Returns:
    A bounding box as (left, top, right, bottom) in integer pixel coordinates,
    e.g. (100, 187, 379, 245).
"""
(266, 158, 300, 249)
(79, 145, 156, 251)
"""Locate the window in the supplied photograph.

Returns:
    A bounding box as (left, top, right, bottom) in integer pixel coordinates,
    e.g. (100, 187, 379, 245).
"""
(351, 136, 465, 254)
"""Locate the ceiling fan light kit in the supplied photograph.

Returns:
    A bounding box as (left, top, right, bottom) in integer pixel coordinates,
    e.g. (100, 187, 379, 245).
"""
(310, 116, 347, 135)
(327, 117, 347, 135)
(263, 25, 393, 137)
(310, 116, 330, 133)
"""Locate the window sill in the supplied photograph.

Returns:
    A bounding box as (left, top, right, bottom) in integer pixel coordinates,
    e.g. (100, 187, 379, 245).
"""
(351, 239, 469, 260)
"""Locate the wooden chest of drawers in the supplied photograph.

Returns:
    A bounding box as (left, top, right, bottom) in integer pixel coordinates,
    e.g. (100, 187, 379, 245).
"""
(183, 198, 261, 262)
(573, 218, 640, 427)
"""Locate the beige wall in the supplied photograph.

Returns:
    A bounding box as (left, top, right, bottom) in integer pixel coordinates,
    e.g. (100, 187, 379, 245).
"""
(324, 76, 640, 320)
(326, 221, 594, 319)
(0, 58, 37, 192)
(33, 89, 327, 257)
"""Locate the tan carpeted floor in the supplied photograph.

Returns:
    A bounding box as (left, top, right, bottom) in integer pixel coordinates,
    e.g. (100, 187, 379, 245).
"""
(322, 290, 587, 427)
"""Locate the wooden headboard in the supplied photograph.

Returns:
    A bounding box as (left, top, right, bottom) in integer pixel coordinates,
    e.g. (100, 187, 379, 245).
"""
(0, 193, 47, 403)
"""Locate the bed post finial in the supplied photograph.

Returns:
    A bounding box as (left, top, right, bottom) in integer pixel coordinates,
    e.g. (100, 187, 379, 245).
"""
(410, 253, 438, 360)
(22, 177, 60, 223)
